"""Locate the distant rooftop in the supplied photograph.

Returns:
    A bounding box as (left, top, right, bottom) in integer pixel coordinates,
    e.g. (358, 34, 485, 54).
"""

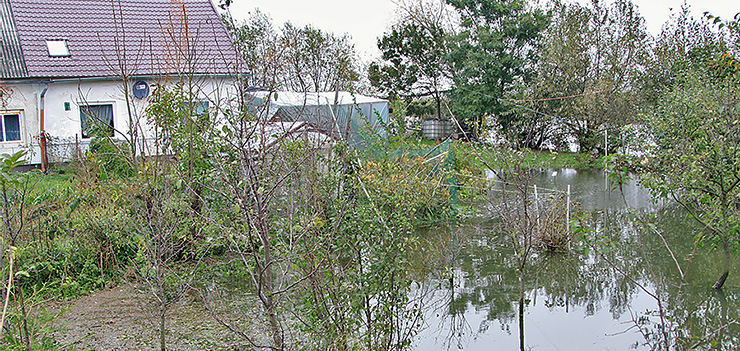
(1, 0, 238, 80)
(252, 91, 389, 107)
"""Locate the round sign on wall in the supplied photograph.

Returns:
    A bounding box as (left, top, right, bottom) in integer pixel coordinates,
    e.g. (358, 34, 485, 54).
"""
(133, 80, 149, 99)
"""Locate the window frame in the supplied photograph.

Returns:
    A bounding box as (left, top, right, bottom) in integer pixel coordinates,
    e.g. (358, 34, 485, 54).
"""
(46, 39, 70, 58)
(79, 103, 115, 139)
(0, 111, 23, 143)
(192, 100, 209, 117)
(178, 100, 210, 128)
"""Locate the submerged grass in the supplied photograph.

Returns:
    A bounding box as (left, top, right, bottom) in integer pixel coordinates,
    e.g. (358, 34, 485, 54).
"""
(522, 150, 607, 170)
(389, 136, 608, 170)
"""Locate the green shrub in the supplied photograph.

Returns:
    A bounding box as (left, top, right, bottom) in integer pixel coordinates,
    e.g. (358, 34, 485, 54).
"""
(86, 137, 135, 180)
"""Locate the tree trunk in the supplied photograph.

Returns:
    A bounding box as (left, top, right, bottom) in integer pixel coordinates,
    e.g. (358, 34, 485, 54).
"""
(266, 295, 283, 350)
(17, 287, 31, 351)
(713, 241, 731, 290)
(159, 308, 166, 351)
(518, 269, 525, 351)
(435, 90, 442, 121)
(260, 219, 283, 350)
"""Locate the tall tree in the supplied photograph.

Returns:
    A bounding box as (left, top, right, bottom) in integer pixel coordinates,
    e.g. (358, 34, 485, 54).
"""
(225, 10, 286, 91)
(516, 1, 590, 150)
(224, 11, 359, 92)
(445, 0, 548, 139)
(644, 70, 740, 290)
(282, 23, 359, 92)
(530, 0, 650, 153)
(369, 0, 453, 120)
(642, 5, 727, 107)
(642, 9, 740, 291)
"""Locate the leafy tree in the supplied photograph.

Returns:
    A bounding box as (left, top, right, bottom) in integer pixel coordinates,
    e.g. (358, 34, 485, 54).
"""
(130, 163, 196, 351)
(513, 1, 591, 150)
(642, 10, 740, 291)
(445, 0, 549, 139)
(224, 10, 286, 91)
(530, 0, 650, 153)
(370, 0, 452, 120)
(294, 153, 446, 350)
(642, 5, 729, 106)
(704, 11, 740, 76)
(282, 23, 359, 92)
(643, 70, 740, 290)
(224, 11, 359, 92)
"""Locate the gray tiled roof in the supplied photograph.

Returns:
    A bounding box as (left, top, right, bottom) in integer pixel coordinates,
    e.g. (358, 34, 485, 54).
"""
(2, 0, 237, 79)
(0, 0, 27, 79)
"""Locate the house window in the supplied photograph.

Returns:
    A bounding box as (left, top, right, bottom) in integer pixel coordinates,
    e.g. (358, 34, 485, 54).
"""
(180, 101, 209, 127)
(80, 104, 114, 138)
(191, 101, 209, 117)
(0, 113, 21, 142)
(46, 39, 70, 57)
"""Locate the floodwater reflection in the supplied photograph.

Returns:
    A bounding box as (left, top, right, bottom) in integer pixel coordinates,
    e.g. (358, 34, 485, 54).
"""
(412, 170, 740, 350)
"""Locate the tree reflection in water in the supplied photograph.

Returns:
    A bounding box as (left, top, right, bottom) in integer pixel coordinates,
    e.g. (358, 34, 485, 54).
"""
(412, 205, 740, 350)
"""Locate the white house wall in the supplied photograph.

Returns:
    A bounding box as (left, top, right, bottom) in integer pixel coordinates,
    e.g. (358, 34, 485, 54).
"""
(0, 76, 237, 164)
(0, 82, 41, 163)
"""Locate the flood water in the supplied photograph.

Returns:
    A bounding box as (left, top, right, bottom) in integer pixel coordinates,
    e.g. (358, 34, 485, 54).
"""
(412, 169, 740, 350)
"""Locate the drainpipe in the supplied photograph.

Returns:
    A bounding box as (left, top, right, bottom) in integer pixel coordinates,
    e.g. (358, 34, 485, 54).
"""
(39, 83, 49, 173)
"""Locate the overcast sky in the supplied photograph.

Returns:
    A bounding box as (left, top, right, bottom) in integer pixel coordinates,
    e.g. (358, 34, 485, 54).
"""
(226, 0, 738, 60)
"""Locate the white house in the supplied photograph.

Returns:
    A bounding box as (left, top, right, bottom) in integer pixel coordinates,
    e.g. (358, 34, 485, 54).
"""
(0, 0, 239, 168)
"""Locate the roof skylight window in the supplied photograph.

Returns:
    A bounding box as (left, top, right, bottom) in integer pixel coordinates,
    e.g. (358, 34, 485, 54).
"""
(46, 39, 70, 57)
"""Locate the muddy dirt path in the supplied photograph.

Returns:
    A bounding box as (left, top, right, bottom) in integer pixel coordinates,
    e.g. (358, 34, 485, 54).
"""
(50, 284, 243, 350)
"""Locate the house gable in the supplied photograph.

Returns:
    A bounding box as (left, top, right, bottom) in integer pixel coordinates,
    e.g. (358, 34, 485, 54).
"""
(0, 0, 241, 166)
(3, 0, 237, 79)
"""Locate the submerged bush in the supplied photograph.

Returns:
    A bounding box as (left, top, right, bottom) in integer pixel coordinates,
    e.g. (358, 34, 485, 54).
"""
(533, 193, 575, 252)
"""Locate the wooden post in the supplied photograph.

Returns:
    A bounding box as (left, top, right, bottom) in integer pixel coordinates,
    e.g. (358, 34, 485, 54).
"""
(534, 185, 540, 228)
(567, 184, 571, 252)
(566, 184, 571, 233)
